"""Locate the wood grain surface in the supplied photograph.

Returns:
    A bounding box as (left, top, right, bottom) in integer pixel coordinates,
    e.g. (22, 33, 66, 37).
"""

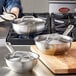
(30, 42, 76, 74)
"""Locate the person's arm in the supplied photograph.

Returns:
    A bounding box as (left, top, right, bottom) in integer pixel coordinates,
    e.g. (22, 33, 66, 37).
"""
(5, 0, 22, 18)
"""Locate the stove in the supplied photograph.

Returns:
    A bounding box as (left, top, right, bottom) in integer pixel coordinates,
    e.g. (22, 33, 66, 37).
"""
(49, 0, 76, 14)
(6, 13, 50, 45)
(51, 13, 76, 41)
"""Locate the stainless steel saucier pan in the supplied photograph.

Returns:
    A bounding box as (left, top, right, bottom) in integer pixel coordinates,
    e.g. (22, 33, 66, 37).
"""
(34, 25, 74, 55)
(5, 42, 39, 73)
(12, 16, 46, 34)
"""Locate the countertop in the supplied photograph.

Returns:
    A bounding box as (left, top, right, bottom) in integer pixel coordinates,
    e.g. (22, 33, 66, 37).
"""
(0, 22, 76, 76)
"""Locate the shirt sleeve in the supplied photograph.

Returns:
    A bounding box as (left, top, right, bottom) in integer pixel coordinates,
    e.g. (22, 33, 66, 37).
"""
(5, 0, 22, 12)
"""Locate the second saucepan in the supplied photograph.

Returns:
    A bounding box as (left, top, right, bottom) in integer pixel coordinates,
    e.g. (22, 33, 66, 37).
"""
(5, 42, 39, 73)
(34, 25, 74, 55)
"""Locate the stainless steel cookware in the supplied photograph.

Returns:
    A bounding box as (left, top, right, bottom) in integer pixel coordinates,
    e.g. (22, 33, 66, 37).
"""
(5, 42, 39, 73)
(12, 16, 46, 34)
(34, 25, 74, 55)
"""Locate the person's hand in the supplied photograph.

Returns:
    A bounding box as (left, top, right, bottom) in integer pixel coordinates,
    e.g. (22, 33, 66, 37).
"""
(0, 12, 17, 22)
(11, 7, 19, 18)
(0, 12, 16, 21)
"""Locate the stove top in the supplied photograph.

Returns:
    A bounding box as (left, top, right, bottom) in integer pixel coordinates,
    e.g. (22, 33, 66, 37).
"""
(6, 13, 76, 45)
(51, 13, 76, 41)
(6, 13, 50, 45)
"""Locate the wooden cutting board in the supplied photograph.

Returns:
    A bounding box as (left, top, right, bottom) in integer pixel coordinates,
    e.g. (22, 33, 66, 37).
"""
(30, 42, 76, 74)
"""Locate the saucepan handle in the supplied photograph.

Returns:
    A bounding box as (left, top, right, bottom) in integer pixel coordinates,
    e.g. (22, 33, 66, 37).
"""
(20, 15, 34, 22)
(5, 42, 15, 54)
(63, 25, 74, 36)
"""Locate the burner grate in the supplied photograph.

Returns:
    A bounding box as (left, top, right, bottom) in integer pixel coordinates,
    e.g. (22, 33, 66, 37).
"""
(51, 13, 76, 41)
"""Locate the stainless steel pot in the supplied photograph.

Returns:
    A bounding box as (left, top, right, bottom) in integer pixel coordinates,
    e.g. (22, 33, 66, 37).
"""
(5, 42, 39, 73)
(34, 25, 74, 55)
(12, 16, 46, 34)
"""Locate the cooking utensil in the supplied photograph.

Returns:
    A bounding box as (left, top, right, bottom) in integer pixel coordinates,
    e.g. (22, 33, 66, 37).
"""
(5, 42, 39, 73)
(12, 16, 46, 34)
(34, 25, 74, 55)
(5, 42, 25, 62)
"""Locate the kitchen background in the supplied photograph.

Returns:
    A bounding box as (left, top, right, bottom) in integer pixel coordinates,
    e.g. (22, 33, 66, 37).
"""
(5, 0, 76, 45)
(21, 0, 76, 13)
(1, 0, 76, 46)
(21, 0, 49, 13)
(0, 0, 76, 75)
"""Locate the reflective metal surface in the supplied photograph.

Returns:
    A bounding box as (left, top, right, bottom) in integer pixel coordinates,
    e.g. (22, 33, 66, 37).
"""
(0, 67, 36, 76)
(0, 22, 31, 67)
(0, 22, 10, 46)
(0, 22, 76, 76)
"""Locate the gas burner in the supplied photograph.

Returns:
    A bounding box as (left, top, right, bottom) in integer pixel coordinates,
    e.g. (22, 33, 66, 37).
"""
(18, 35, 30, 39)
